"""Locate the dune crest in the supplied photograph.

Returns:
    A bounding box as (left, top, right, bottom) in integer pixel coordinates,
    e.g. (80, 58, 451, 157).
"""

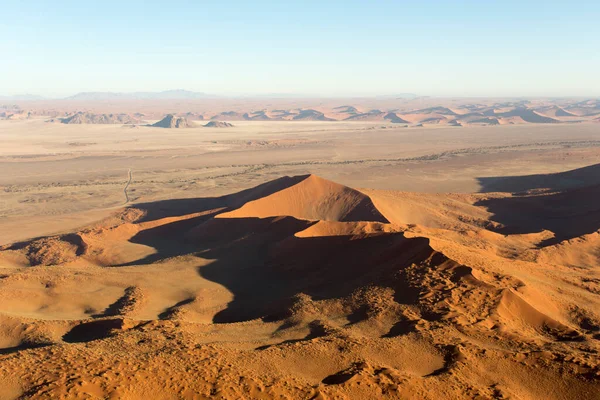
(219, 174, 389, 223)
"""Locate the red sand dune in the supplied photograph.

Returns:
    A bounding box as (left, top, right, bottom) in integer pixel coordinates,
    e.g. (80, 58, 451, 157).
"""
(0, 168, 599, 399)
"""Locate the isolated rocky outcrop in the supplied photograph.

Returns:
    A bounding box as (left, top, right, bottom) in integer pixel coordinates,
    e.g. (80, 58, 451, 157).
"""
(151, 114, 194, 128)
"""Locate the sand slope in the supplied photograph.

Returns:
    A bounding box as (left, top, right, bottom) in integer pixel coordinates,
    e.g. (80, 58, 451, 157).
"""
(0, 170, 599, 399)
(219, 174, 388, 223)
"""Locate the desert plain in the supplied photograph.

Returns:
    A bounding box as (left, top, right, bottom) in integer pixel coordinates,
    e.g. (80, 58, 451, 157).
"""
(0, 97, 599, 399)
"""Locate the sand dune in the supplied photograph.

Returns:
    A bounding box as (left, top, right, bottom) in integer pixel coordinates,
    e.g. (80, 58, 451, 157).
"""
(203, 120, 233, 128)
(460, 115, 500, 125)
(333, 105, 360, 114)
(477, 162, 600, 192)
(344, 109, 386, 121)
(292, 109, 335, 121)
(411, 106, 458, 116)
(494, 107, 560, 123)
(10, 97, 600, 125)
(535, 105, 579, 118)
(0, 167, 599, 398)
(210, 110, 246, 120)
(383, 112, 410, 123)
(477, 183, 600, 243)
(219, 174, 388, 222)
(244, 110, 273, 121)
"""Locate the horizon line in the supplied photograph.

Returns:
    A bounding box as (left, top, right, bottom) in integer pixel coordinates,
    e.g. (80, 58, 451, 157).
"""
(2, 90, 600, 101)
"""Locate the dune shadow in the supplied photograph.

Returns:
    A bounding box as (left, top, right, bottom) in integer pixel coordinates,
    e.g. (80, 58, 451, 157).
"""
(113, 175, 311, 266)
(475, 183, 600, 246)
(62, 319, 125, 343)
(158, 298, 195, 320)
(194, 216, 431, 324)
(475, 163, 600, 246)
(476, 163, 600, 193)
(0, 342, 51, 355)
(131, 175, 309, 222)
(382, 319, 418, 338)
(115, 213, 218, 266)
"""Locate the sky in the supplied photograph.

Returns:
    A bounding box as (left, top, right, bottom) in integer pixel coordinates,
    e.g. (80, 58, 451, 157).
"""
(1, 0, 599, 97)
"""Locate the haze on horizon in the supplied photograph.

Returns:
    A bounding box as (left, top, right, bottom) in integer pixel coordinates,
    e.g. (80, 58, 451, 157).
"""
(1, 0, 599, 98)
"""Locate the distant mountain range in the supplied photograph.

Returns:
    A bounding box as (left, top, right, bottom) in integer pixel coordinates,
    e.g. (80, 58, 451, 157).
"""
(65, 90, 218, 101)
(0, 90, 420, 102)
(0, 90, 217, 102)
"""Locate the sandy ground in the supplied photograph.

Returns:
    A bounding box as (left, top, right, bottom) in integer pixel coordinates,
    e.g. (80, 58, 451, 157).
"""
(1, 118, 599, 243)
(0, 118, 599, 399)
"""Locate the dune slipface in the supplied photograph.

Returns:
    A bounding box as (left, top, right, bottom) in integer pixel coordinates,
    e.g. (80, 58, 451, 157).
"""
(0, 171, 599, 399)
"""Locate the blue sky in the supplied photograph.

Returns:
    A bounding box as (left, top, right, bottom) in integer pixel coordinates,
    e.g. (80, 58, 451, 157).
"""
(2, 0, 599, 97)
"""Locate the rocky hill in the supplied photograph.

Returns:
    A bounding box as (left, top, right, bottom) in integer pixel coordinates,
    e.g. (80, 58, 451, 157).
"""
(151, 114, 194, 128)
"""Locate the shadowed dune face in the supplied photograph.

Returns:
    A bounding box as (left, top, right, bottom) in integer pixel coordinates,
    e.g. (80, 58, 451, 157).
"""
(476, 184, 600, 244)
(476, 163, 600, 193)
(193, 216, 436, 323)
(131, 175, 309, 222)
(0, 170, 599, 399)
(474, 164, 600, 245)
(494, 107, 560, 123)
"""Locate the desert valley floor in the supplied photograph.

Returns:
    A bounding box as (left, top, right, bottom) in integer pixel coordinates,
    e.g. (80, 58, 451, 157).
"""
(0, 116, 599, 399)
